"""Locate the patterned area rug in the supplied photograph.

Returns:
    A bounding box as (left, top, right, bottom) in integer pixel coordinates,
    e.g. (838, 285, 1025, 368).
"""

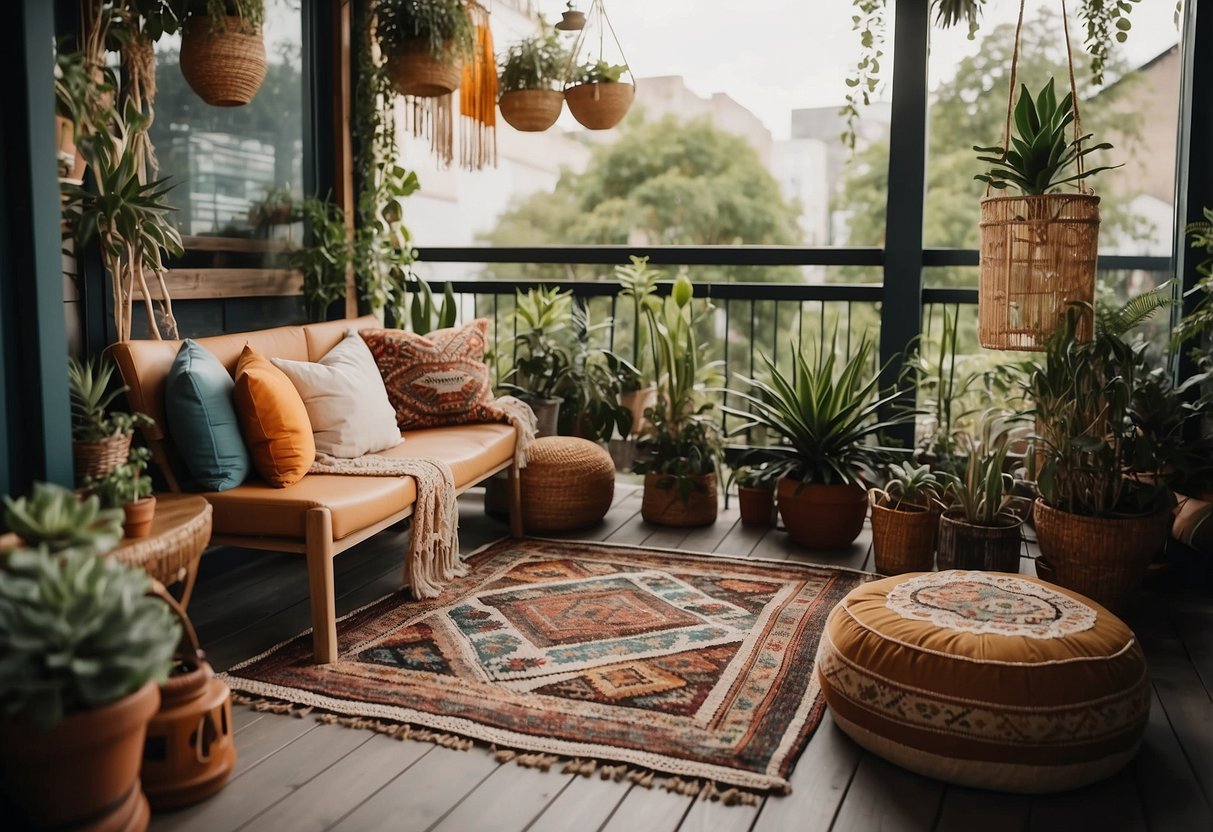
(222, 538, 865, 795)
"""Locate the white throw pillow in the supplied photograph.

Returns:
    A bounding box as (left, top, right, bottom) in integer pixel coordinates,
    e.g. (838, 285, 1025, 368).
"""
(272, 331, 402, 458)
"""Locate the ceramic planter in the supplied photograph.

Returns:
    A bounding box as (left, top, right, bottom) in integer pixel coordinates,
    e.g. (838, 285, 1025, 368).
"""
(868, 489, 939, 574)
(936, 510, 1023, 573)
(737, 486, 776, 527)
(0, 680, 159, 830)
(641, 472, 717, 527)
(777, 478, 867, 550)
(123, 494, 157, 539)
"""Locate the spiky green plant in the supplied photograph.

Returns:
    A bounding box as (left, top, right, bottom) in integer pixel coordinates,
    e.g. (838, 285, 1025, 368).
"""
(880, 461, 944, 511)
(2, 482, 123, 555)
(939, 420, 1023, 525)
(974, 78, 1120, 195)
(0, 546, 179, 728)
(408, 278, 457, 335)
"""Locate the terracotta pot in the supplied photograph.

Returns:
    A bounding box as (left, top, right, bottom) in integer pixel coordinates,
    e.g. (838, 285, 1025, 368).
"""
(498, 89, 564, 132)
(55, 115, 86, 183)
(936, 510, 1023, 573)
(737, 486, 775, 527)
(180, 16, 267, 107)
(620, 385, 656, 437)
(642, 472, 717, 527)
(386, 40, 462, 98)
(1033, 498, 1171, 611)
(143, 662, 236, 810)
(869, 489, 939, 575)
(123, 494, 157, 539)
(0, 680, 159, 830)
(776, 478, 867, 550)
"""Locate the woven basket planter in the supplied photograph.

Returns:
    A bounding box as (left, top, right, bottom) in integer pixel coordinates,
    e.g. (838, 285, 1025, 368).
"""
(180, 16, 267, 107)
(642, 472, 717, 527)
(869, 489, 939, 575)
(521, 437, 615, 533)
(937, 510, 1023, 573)
(565, 82, 635, 130)
(499, 89, 564, 132)
(386, 41, 462, 98)
(978, 193, 1099, 351)
(73, 432, 132, 482)
(777, 479, 867, 550)
(1033, 498, 1171, 611)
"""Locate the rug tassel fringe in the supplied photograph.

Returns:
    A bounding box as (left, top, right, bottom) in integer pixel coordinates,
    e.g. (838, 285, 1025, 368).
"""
(231, 694, 762, 805)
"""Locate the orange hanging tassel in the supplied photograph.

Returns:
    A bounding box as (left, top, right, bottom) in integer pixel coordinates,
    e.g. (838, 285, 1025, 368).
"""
(459, 2, 497, 171)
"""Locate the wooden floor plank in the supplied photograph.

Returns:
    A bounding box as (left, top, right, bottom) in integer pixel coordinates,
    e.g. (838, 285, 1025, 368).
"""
(559, 490, 643, 542)
(677, 795, 759, 832)
(934, 787, 1030, 832)
(428, 763, 573, 832)
(231, 707, 264, 734)
(712, 516, 767, 558)
(681, 503, 741, 554)
(151, 723, 371, 832)
(1028, 768, 1146, 832)
(604, 505, 660, 546)
(1143, 636, 1213, 806)
(525, 776, 631, 832)
(830, 753, 944, 832)
(598, 786, 694, 832)
(751, 712, 861, 832)
(1172, 604, 1213, 700)
(240, 733, 431, 832)
(644, 525, 692, 551)
(1132, 688, 1213, 830)
(327, 746, 498, 832)
(225, 711, 319, 779)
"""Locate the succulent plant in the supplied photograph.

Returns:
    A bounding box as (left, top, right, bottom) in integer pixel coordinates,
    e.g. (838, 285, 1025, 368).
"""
(2, 482, 123, 554)
(0, 546, 180, 728)
(881, 462, 944, 510)
(67, 356, 153, 442)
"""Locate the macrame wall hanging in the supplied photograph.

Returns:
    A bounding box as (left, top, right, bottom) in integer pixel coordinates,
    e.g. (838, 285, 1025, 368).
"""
(399, 1, 497, 170)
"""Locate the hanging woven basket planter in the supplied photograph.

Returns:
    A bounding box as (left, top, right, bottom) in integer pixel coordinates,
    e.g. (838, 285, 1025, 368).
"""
(561, 0, 636, 131)
(978, 192, 1099, 350)
(498, 89, 564, 132)
(565, 81, 634, 130)
(180, 16, 267, 107)
(386, 40, 464, 99)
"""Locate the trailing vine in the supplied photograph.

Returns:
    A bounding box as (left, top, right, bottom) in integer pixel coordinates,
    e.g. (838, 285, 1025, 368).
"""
(842, 0, 1149, 151)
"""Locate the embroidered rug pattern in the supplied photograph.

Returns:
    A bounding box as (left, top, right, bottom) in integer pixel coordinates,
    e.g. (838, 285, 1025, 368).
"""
(222, 539, 865, 793)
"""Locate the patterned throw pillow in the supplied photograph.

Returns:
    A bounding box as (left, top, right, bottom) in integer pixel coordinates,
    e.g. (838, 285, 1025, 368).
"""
(360, 319, 495, 430)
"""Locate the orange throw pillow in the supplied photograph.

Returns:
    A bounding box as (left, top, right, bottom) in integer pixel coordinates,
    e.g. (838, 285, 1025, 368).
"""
(360, 319, 496, 430)
(233, 345, 315, 487)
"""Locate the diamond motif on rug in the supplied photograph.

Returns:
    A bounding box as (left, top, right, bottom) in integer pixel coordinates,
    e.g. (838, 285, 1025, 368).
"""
(221, 539, 865, 794)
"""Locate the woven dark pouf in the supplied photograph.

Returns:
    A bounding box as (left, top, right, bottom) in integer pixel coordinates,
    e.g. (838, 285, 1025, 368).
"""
(521, 437, 615, 533)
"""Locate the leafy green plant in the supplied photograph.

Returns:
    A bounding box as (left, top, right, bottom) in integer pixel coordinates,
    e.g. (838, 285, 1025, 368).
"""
(249, 184, 300, 229)
(54, 45, 116, 147)
(616, 255, 662, 387)
(974, 78, 1120, 195)
(504, 287, 577, 401)
(1172, 206, 1213, 373)
(291, 196, 350, 321)
(86, 447, 154, 509)
(407, 277, 457, 335)
(197, 0, 265, 34)
(68, 356, 153, 442)
(571, 60, 628, 85)
(0, 545, 179, 728)
(939, 420, 1024, 525)
(552, 301, 641, 442)
(879, 461, 944, 511)
(728, 462, 782, 492)
(377, 0, 476, 62)
(498, 32, 567, 93)
(725, 337, 912, 486)
(2, 483, 123, 555)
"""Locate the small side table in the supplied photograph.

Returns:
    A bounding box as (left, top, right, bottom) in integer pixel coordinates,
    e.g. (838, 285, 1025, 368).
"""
(113, 494, 212, 609)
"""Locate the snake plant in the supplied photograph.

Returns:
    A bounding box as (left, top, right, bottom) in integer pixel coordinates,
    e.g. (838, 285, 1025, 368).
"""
(974, 78, 1120, 195)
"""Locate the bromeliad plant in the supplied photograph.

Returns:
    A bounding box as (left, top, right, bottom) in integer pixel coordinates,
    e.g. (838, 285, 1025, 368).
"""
(974, 78, 1120, 195)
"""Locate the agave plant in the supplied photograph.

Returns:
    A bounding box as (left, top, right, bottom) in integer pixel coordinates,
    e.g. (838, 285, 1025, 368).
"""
(880, 461, 944, 511)
(974, 78, 1120, 195)
(725, 337, 914, 486)
(2, 482, 123, 555)
(68, 355, 151, 441)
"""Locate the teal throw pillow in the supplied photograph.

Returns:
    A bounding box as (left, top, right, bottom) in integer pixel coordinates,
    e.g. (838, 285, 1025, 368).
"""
(164, 339, 252, 491)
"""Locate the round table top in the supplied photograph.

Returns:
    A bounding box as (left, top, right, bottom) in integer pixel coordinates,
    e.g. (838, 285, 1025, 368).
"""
(113, 494, 212, 583)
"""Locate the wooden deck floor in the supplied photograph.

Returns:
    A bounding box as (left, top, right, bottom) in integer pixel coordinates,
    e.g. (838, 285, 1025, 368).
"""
(152, 486, 1213, 832)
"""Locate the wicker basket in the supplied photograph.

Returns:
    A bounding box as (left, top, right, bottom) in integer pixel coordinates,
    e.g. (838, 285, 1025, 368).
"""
(978, 193, 1099, 351)
(869, 489, 939, 575)
(936, 510, 1023, 573)
(386, 41, 462, 98)
(499, 89, 564, 132)
(642, 472, 717, 527)
(565, 82, 635, 130)
(1033, 498, 1170, 611)
(180, 16, 267, 107)
(73, 432, 132, 482)
(521, 437, 615, 533)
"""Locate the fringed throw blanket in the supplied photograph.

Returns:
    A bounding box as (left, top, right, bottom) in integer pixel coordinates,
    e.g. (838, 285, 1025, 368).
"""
(485, 395, 538, 470)
(309, 454, 461, 600)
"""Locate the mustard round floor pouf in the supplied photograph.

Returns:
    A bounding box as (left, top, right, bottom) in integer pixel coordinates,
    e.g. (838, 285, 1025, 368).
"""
(815, 570, 1149, 793)
(520, 436, 615, 533)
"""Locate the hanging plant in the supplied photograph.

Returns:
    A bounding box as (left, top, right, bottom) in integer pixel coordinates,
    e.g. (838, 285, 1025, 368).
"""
(377, 0, 476, 98)
(497, 31, 567, 132)
(842, 0, 1143, 150)
(563, 0, 634, 131)
(179, 0, 268, 107)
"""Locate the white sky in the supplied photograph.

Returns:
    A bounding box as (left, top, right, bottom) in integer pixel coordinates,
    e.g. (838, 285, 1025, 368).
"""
(530, 0, 1183, 140)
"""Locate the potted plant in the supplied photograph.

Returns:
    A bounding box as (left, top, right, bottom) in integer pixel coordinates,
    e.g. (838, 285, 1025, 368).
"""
(503, 287, 577, 437)
(2, 482, 123, 554)
(88, 447, 157, 539)
(249, 184, 301, 231)
(377, 0, 476, 98)
(179, 0, 267, 107)
(869, 461, 944, 575)
(729, 463, 781, 527)
(498, 32, 567, 132)
(0, 487, 179, 830)
(726, 337, 912, 550)
(68, 355, 154, 483)
(292, 196, 352, 322)
(973, 77, 1121, 350)
(1028, 301, 1192, 609)
(565, 59, 634, 130)
(53, 47, 114, 184)
(616, 255, 662, 436)
(936, 421, 1027, 573)
(635, 275, 723, 526)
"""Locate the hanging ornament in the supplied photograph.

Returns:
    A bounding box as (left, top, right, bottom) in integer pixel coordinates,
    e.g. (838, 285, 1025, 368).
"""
(555, 1, 586, 31)
(563, 0, 634, 130)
